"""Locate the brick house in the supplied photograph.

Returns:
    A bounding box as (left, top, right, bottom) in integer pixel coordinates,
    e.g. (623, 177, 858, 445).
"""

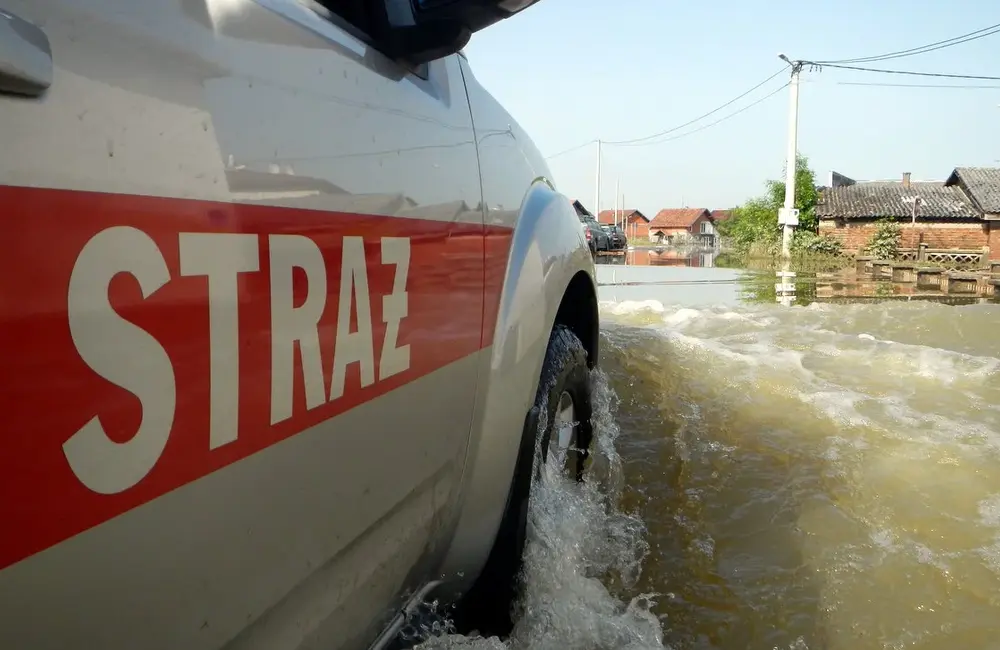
(648, 208, 715, 245)
(816, 168, 1000, 260)
(597, 208, 650, 240)
(945, 167, 1000, 259)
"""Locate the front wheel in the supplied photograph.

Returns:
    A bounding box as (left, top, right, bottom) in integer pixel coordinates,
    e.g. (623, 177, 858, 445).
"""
(452, 325, 593, 637)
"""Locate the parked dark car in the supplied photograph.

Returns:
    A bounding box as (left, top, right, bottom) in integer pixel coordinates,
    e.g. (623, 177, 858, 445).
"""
(579, 216, 611, 254)
(600, 224, 627, 250)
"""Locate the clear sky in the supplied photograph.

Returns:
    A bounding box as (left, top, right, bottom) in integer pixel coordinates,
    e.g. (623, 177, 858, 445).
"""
(462, 0, 1000, 218)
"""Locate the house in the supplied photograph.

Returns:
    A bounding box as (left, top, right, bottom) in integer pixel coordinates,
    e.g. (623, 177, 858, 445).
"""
(709, 209, 735, 224)
(816, 168, 1000, 260)
(648, 208, 715, 245)
(945, 167, 1000, 258)
(597, 208, 650, 240)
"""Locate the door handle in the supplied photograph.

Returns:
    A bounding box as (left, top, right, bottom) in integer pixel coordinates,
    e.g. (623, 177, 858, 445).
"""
(0, 8, 52, 97)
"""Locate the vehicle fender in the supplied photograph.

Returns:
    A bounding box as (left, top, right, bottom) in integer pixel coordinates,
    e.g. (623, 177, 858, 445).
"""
(435, 177, 597, 593)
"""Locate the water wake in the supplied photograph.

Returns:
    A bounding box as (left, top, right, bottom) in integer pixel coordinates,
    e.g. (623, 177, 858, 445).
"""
(415, 370, 666, 650)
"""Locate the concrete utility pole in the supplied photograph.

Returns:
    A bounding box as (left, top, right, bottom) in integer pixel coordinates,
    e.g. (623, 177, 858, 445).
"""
(777, 54, 803, 259)
(614, 175, 620, 227)
(594, 139, 602, 218)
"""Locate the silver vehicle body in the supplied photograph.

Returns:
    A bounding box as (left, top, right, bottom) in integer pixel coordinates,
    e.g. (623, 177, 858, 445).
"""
(0, 1, 598, 649)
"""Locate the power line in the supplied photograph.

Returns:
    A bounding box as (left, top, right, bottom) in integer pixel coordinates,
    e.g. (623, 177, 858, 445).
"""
(602, 67, 788, 146)
(614, 82, 789, 148)
(544, 139, 596, 160)
(543, 67, 788, 159)
(837, 81, 1000, 89)
(810, 62, 1000, 81)
(816, 22, 1000, 64)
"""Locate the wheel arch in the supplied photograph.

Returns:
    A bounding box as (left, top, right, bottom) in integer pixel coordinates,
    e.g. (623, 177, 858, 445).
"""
(553, 270, 599, 370)
(433, 178, 598, 597)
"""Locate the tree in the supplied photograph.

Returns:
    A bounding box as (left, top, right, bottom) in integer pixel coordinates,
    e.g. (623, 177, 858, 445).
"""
(718, 154, 820, 255)
(764, 154, 819, 233)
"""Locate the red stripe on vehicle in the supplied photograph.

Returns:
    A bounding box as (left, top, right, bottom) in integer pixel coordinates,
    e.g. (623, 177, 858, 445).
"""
(0, 186, 511, 571)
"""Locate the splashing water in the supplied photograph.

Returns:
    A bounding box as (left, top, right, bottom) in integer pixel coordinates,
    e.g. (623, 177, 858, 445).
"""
(410, 291, 1000, 650)
(414, 370, 667, 650)
(597, 297, 1000, 650)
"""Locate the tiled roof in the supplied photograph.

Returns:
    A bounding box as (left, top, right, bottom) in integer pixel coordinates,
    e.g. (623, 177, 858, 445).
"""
(597, 209, 647, 225)
(946, 167, 1000, 213)
(709, 209, 734, 221)
(649, 208, 710, 229)
(815, 181, 979, 219)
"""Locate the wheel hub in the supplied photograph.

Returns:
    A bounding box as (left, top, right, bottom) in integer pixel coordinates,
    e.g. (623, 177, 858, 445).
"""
(544, 390, 577, 480)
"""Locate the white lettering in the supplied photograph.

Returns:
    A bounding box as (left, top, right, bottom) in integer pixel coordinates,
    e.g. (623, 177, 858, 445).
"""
(329, 236, 375, 401)
(179, 233, 259, 449)
(269, 234, 327, 425)
(64, 226, 176, 494)
(379, 237, 410, 380)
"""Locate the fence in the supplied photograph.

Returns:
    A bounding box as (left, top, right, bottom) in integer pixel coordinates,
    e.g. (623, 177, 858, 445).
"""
(894, 244, 989, 271)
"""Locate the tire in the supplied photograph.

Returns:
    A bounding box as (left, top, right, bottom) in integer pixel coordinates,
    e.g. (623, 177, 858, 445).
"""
(452, 325, 593, 638)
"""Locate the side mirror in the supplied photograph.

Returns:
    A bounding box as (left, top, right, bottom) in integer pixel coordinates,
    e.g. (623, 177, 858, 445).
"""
(371, 0, 541, 64)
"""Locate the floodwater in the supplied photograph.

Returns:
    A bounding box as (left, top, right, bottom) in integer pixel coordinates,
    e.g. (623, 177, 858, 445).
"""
(417, 249, 1000, 650)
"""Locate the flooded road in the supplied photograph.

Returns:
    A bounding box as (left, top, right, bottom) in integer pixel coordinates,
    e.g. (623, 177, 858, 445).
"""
(420, 253, 1000, 650)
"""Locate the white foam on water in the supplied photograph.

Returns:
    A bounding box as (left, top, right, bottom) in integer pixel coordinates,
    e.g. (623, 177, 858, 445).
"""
(415, 296, 1000, 648)
(415, 370, 668, 650)
(600, 300, 667, 316)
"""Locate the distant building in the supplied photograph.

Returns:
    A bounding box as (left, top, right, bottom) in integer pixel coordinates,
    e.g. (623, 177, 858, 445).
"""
(648, 208, 714, 245)
(709, 209, 735, 224)
(945, 167, 1000, 259)
(816, 168, 1000, 259)
(597, 208, 650, 240)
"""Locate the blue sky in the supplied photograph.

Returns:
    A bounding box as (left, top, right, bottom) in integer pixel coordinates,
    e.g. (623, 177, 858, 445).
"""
(463, 0, 1000, 217)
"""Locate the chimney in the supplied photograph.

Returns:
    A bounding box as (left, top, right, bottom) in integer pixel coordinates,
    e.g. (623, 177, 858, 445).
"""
(902, 172, 911, 188)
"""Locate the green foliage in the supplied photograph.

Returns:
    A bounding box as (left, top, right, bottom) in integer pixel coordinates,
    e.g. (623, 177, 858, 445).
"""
(766, 155, 819, 232)
(720, 154, 820, 255)
(791, 230, 843, 256)
(720, 197, 780, 255)
(866, 218, 902, 260)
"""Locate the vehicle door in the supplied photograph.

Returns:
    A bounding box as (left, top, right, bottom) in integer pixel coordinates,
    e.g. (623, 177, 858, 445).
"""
(0, 1, 484, 649)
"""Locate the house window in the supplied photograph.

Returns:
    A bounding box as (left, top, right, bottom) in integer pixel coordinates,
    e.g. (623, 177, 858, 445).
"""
(700, 221, 711, 234)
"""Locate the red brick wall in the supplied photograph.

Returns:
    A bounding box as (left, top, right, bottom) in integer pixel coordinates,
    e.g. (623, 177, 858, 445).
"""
(988, 220, 1000, 260)
(818, 220, 989, 253)
(627, 217, 649, 239)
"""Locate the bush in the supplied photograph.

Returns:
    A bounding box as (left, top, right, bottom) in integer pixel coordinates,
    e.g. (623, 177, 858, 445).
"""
(725, 198, 781, 255)
(866, 218, 902, 260)
(792, 231, 843, 256)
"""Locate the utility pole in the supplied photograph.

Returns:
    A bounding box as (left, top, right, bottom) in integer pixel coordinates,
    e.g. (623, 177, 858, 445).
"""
(594, 139, 602, 218)
(777, 54, 803, 259)
(622, 193, 627, 236)
(614, 176, 620, 227)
